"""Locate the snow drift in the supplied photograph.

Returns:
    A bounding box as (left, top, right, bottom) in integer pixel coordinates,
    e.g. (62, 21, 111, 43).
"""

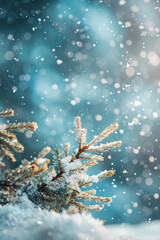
(0, 196, 114, 240)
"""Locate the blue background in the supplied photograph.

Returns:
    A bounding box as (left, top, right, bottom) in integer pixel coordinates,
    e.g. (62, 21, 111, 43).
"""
(0, 0, 160, 225)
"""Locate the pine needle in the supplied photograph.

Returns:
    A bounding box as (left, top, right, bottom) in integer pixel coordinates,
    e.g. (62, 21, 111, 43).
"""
(0, 109, 14, 118)
(37, 147, 51, 159)
(87, 123, 119, 148)
(6, 122, 38, 132)
(63, 143, 70, 157)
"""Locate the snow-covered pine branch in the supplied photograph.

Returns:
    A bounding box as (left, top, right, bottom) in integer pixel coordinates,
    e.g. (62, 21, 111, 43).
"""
(0, 108, 122, 214)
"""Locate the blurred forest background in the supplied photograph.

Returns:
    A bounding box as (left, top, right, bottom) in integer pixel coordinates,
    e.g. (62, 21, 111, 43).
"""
(0, 0, 160, 225)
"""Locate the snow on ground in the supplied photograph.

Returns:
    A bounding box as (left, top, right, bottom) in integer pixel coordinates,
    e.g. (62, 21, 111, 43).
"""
(0, 196, 114, 240)
(0, 196, 159, 240)
(108, 221, 160, 240)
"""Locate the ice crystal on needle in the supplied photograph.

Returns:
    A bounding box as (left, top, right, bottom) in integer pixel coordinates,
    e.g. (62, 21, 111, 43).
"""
(0, 110, 122, 213)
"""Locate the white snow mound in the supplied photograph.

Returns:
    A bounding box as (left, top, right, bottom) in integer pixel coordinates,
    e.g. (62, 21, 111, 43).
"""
(0, 195, 114, 240)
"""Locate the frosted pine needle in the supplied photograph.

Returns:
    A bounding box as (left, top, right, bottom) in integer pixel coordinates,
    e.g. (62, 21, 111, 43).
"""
(6, 122, 38, 132)
(0, 109, 14, 118)
(87, 123, 119, 148)
(0, 108, 37, 164)
(63, 143, 70, 157)
(37, 146, 51, 159)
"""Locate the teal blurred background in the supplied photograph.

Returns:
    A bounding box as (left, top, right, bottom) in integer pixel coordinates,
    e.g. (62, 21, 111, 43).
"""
(0, 0, 160, 224)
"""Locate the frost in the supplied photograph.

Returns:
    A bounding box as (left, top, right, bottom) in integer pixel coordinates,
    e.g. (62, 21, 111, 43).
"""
(64, 159, 81, 171)
(90, 174, 100, 183)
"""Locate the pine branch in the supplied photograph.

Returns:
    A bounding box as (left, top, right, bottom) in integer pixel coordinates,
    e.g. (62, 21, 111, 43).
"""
(86, 141, 122, 152)
(0, 146, 16, 162)
(0, 109, 37, 164)
(0, 111, 122, 214)
(71, 118, 121, 162)
(0, 109, 14, 118)
(5, 122, 38, 132)
(2, 153, 50, 187)
(37, 146, 51, 159)
(63, 143, 70, 157)
(87, 123, 119, 147)
(55, 148, 63, 173)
